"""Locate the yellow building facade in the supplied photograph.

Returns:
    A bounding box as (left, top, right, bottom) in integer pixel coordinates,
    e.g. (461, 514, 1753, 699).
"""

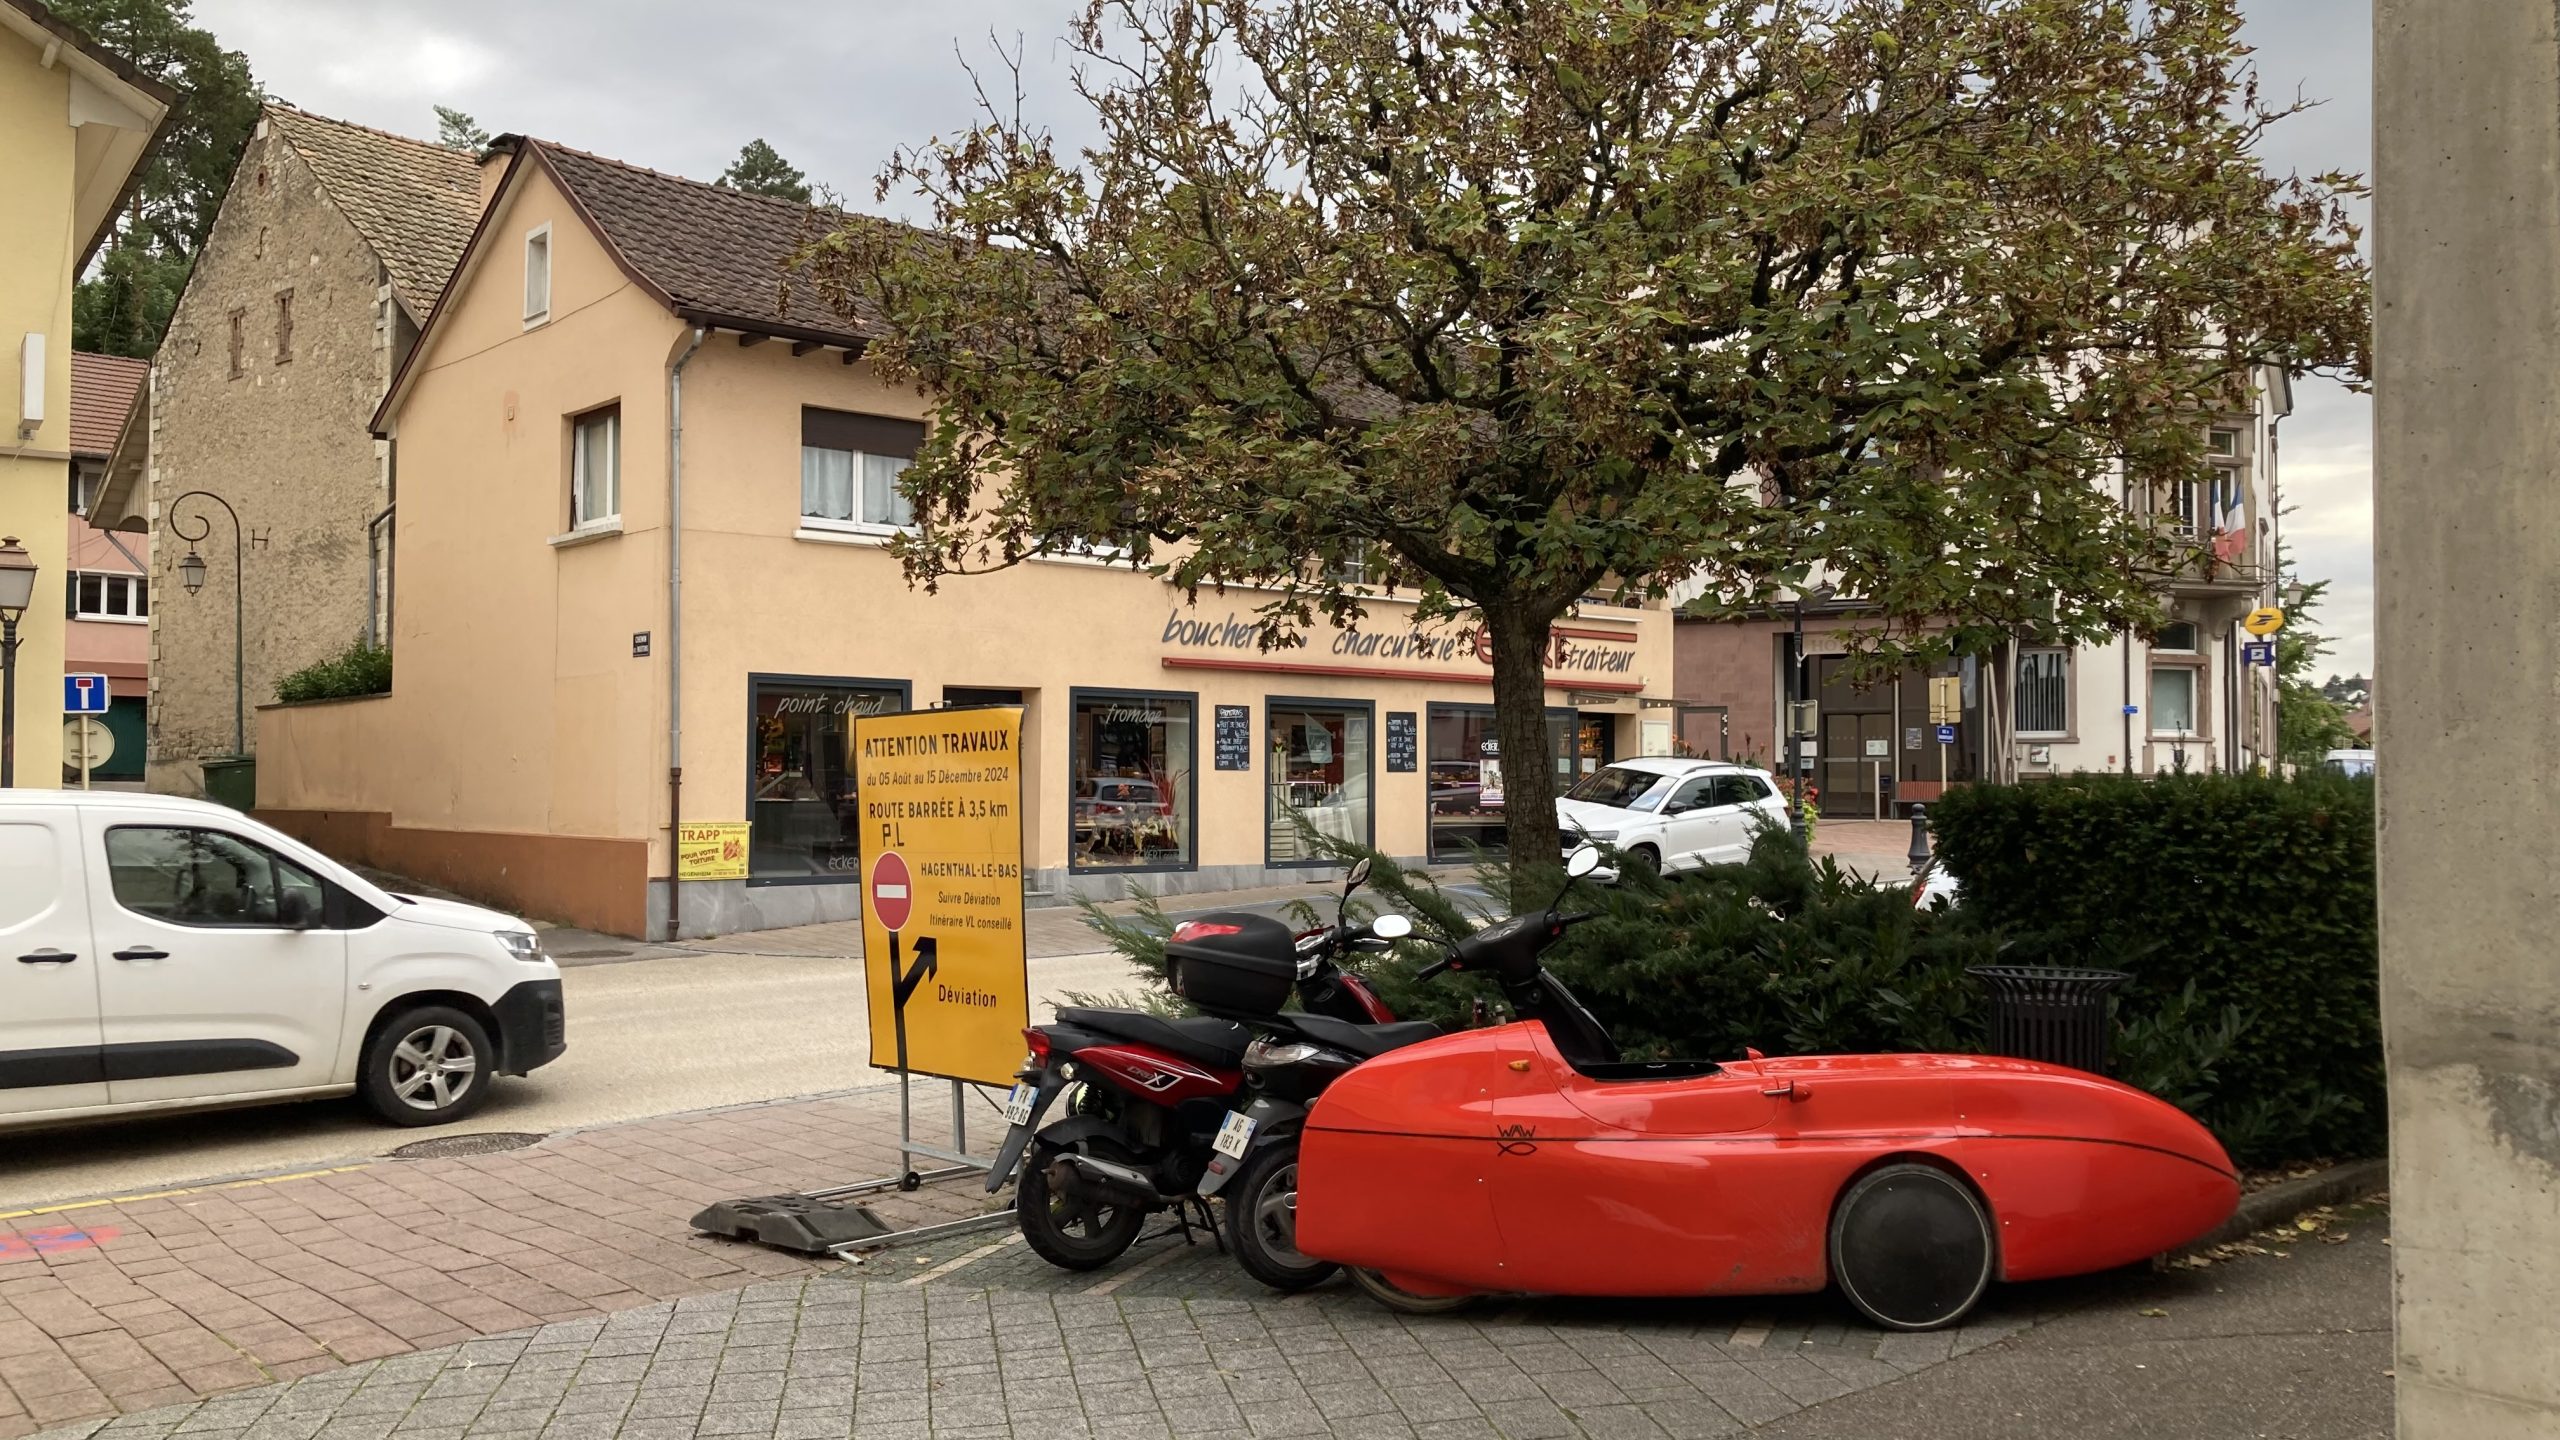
(0, 0, 163, 786)
(254, 137, 1679, 938)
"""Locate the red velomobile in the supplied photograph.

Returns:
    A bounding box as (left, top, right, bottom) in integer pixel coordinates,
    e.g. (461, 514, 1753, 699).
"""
(1285, 852, 2240, 1330)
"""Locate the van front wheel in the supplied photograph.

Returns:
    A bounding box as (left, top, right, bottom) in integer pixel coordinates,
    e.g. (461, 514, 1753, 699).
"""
(360, 1005, 495, 1127)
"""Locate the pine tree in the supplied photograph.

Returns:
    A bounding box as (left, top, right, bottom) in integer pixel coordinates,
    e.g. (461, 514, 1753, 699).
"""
(717, 139, 810, 203)
(434, 105, 489, 153)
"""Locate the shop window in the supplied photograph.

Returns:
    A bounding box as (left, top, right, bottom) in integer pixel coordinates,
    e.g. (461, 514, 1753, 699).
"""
(1425, 704, 1573, 862)
(802, 409, 924, 533)
(572, 405, 619, 527)
(2017, 649, 2069, 735)
(1267, 700, 1372, 864)
(1071, 691, 1195, 871)
(748, 676, 907, 882)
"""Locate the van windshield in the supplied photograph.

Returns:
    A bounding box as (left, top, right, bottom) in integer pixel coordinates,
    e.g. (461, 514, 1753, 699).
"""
(1566, 766, 1674, 812)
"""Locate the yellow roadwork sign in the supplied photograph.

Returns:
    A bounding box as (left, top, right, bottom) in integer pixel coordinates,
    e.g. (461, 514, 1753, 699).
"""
(855, 706, 1029, 1087)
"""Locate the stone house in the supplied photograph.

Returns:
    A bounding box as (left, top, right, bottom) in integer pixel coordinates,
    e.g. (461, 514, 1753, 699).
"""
(90, 104, 481, 792)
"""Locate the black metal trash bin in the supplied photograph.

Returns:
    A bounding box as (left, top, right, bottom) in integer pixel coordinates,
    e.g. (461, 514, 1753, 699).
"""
(1967, 965, 2128, 1075)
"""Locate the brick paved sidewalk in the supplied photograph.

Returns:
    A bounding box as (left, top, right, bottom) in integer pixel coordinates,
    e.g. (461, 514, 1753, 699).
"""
(0, 1087, 1001, 1439)
(21, 1269, 2032, 1440)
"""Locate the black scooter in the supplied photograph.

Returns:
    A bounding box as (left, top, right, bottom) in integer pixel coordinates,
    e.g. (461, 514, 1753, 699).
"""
(984, 859, 1411, 1272)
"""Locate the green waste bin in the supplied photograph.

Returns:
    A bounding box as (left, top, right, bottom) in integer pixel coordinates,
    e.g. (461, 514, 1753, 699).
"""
(201, 755, 257, 811)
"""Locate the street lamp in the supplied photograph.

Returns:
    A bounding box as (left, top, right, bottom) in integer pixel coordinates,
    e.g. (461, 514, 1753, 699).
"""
(167, 492, 245, 759)
(0, 536, 34, 788)
(1786, 581, 1837, 841)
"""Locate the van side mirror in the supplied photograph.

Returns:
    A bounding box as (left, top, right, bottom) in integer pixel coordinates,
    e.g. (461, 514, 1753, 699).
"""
(278, 889, 321, 930)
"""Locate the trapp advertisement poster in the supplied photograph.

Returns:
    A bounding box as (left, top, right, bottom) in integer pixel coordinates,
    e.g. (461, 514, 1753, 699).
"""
(853, 706, 1030, 1088)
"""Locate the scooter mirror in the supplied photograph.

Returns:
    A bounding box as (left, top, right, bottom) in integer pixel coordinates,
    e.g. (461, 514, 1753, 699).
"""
(1566, 845, 1602, 879)
(1371, 913, 1414, 940)
(1346, 857, 1373, 891)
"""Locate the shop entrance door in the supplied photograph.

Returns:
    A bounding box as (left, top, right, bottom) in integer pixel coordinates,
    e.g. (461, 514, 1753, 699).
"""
(1572, 716, 1615, 780)
(1819, 712, 1895, 818)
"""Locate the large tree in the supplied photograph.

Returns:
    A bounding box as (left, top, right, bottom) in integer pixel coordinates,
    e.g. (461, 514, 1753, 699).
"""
(56, 0, 258, 356)
(802, 0, 2368, 877)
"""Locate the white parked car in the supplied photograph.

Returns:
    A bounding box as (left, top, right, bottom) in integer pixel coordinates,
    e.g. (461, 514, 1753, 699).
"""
(2, 790, 565, 1133)
(1556, 758, 1792, 875)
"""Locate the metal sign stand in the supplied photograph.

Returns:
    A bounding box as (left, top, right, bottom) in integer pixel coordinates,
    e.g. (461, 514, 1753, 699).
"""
(691, 929, 1018, 1257)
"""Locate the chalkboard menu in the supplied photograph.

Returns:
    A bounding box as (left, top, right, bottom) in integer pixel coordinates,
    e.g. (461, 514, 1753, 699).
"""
(1385, 711, 1418, 773)
(1213, 704, 1253, 771)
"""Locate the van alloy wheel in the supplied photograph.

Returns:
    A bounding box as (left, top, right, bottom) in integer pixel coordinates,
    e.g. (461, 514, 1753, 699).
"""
(359, 1004, 497, 1127)
(391, 1025, 480, 1112)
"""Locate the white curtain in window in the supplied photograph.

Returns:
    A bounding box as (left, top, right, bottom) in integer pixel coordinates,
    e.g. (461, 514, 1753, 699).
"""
(576, 413, 618, 523)
(2150, 668, 2197, 734)
(862, 453, 913, 527)
(802, 446, 855, 520)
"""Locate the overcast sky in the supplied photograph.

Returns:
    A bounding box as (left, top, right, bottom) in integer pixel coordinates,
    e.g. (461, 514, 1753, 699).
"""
(189, 0, 2375, 680)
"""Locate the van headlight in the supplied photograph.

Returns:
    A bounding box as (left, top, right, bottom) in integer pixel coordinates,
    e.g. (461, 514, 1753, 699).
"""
(496, 929, 544, 961)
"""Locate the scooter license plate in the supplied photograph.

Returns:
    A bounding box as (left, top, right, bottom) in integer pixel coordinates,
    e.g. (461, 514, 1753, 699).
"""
(1003, 1083, 1038, 1127)
(1211, 1110, 1256, 1159)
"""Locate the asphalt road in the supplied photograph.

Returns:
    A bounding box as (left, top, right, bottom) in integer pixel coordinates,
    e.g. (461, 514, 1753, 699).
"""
(0, 947, 1131, 1212)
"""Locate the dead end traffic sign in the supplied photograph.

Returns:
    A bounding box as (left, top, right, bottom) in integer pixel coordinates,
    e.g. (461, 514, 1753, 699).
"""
(869, 851, 913, 933)
(64, 674, 109, 714)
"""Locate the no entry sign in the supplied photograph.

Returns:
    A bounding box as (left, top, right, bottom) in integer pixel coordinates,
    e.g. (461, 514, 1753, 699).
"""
(869, 850, 913, 933)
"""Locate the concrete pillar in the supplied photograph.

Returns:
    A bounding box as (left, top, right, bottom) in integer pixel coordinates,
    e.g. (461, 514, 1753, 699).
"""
(2374, 4, 2560, 1435)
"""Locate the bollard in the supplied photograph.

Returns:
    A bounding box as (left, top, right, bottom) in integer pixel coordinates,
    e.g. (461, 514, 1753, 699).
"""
(1907, 802, 1932, 879)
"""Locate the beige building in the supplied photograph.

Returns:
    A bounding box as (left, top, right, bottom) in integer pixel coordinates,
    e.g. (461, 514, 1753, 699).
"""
(0, 0, 164, 788)
(254, 136, 1676, 938)
(90, 105, 481, 792)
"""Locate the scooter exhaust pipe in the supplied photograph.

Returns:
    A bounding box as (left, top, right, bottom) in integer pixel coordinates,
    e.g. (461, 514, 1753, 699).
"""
(1046, 1153, 1170, 1210)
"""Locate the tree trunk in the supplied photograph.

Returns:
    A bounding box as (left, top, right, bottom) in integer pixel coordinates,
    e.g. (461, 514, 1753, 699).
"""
(1483, 603, 1564, 907)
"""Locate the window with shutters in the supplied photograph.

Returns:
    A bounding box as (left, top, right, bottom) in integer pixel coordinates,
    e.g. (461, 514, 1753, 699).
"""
(799, 408, 924, 534)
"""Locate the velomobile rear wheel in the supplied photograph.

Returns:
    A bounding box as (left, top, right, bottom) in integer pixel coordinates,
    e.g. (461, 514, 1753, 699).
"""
(1829, 1162, 1995, 1331)
(1347, 1267, 1478, 1316)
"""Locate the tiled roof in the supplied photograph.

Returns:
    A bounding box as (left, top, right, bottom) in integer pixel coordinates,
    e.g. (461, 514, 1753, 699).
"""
(267, 105, 483, 319)
(69, 351, 148, 458)
(533, 141, 886, 346)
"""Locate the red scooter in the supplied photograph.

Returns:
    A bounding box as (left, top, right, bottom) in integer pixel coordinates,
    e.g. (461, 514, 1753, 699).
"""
(985, 860, 1413, 1270)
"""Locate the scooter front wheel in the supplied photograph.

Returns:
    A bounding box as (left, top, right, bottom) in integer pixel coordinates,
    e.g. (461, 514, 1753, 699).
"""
(1347, 1267, 1478, 1316)
(1017, 1137, 1147, 1271)
(1222, 1144, 1340, 1292)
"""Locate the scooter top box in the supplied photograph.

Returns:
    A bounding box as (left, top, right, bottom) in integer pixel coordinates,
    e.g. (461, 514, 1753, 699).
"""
(1166, 911, 1300, 1016)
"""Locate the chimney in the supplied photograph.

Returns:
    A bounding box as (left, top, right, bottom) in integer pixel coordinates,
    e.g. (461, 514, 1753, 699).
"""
(478, 135, 522, 213)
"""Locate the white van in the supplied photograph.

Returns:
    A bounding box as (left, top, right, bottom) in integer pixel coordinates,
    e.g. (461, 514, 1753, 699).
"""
(1, 790, 564, 1133)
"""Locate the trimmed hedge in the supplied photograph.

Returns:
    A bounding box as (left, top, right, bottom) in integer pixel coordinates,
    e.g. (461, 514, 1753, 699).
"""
(275, 639, 392, 703)
(1929, 771, 2380, 1161)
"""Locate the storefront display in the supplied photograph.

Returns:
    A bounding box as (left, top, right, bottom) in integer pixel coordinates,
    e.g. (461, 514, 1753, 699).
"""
(749, 676, 907, 881)
(1071, 690, 1196, 870)
(1266, 700, 1373, 863)
(1426, 704, 1574, 861)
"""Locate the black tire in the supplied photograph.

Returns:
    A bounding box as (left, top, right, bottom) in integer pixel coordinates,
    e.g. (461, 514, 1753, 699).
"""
(1624, 845, 1661, 878)
(1347, 1266, 1478, 1315)
(1017, 1136, 1147, 1271)
(1829, 1162, 1997, 1331)
(359, 1005, 496, 1127)
(1222, 1143, 1339, 1292)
